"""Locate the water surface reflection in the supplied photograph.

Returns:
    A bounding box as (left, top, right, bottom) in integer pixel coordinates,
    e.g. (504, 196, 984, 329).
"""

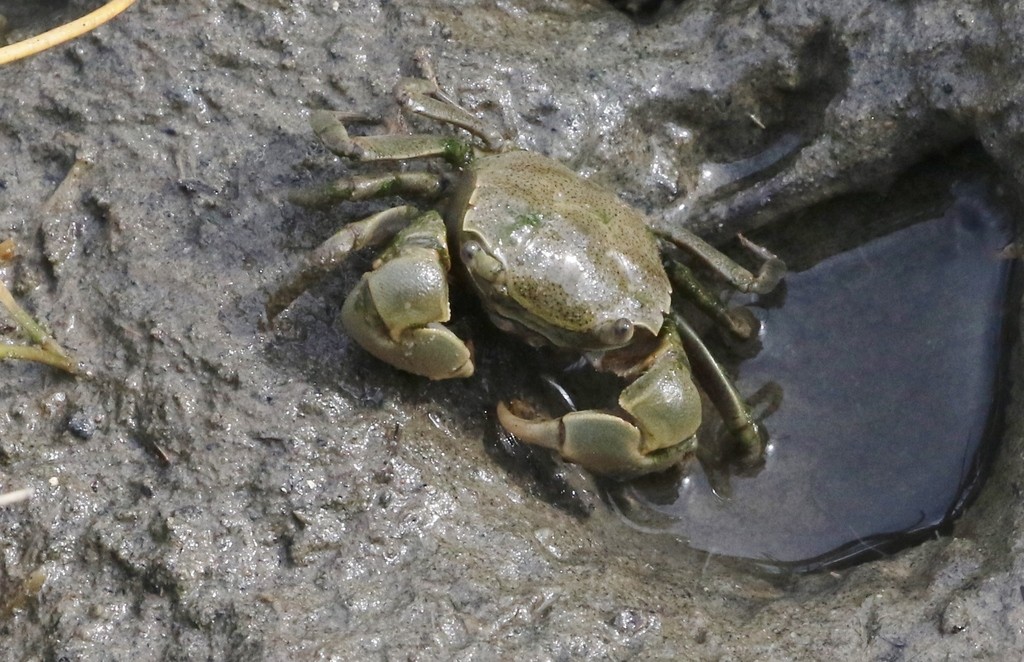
(612, 168, 1017, 570)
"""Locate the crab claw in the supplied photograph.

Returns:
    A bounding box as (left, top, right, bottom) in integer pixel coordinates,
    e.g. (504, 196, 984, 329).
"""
(496, 324, 703, 479)
(497, 402, 693, 478)
(341, 211, 474, 380)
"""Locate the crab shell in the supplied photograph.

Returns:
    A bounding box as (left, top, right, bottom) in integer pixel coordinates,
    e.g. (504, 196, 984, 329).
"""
(447, 150, 672, 353)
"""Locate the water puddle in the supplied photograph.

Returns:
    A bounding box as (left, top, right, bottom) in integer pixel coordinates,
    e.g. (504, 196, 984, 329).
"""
(609, 157, 1018, 570)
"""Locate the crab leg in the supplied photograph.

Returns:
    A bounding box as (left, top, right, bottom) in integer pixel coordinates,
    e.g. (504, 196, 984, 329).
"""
(672, 313, 764, 465)
(658, 226, 785, 294)
(289, 171, 446, 209)
(311, 110, 475, 167)
(388, 48, 507, 152)
(393, 78, 505, 152)
(267, 205, 419, 320)
(665, 260, 760, 340)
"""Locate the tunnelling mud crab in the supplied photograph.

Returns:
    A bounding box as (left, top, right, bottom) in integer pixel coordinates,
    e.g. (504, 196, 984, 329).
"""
(268, 56, 784, 479)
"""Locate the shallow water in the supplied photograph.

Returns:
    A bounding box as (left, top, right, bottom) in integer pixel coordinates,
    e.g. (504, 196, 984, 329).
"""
(613, 175, 1016, 569)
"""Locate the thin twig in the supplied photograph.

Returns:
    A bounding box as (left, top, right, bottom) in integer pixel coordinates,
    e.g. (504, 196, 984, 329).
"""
(0, 0, 138, 66)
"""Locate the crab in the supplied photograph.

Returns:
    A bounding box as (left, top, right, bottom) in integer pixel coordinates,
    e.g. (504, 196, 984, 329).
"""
(268, 56, 784, 479)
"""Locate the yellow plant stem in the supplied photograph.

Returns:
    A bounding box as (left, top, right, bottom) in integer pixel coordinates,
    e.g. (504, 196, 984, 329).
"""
(0, 342, 76, 373)
(0, 280, 77, 374)
(0, 0, 138, 66)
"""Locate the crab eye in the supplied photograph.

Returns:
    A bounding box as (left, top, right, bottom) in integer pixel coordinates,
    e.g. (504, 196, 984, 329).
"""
(460, 241, 481, 263)
(598, 317, 634, 346)
(460, 239, 504, 283)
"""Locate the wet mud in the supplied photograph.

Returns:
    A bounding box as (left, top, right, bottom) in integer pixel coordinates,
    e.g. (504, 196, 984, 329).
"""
(1, 0, 1024, 659)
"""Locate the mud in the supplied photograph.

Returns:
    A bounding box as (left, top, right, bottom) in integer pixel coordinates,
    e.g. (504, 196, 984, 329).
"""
(1, 0, 1023, 659)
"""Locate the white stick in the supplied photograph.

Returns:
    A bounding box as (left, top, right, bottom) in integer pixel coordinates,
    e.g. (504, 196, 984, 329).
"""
(0, 487, 33, 506)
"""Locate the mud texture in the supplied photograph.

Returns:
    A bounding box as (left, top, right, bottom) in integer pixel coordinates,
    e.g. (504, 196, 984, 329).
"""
(1, 0, 1023, 659)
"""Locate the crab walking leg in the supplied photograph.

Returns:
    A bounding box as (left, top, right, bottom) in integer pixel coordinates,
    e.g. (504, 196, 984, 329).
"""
(311, 110, 476, 167)
(673, 313, 764, 464)
(658, 226, 785, 294)
(341, 211, 473, 380)
(267, 206, 419, 320)
(498, 325, 702, 478)
(289, 171, 446, 210)
(393, 78, 505, 152)
(664, 260, 760, 340)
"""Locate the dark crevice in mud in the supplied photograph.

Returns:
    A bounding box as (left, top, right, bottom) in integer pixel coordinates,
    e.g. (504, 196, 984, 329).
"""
(608, 144, 1020, 572)
(632, 25, 850, 216)
(485, 418, 598, 520)
(608, 0, 684, 22)
(744, 142, 991, 268)
(651, 26, 846, 170)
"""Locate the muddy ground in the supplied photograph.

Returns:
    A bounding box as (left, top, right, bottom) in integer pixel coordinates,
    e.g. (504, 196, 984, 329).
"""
(1, 0, 1024, 659)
